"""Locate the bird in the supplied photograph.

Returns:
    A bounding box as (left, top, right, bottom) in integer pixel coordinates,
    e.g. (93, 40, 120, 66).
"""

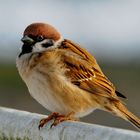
(16, 22, 140, 130)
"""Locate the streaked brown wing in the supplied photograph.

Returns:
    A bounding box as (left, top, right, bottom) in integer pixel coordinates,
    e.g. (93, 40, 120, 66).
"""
(59, 39, 119, 100)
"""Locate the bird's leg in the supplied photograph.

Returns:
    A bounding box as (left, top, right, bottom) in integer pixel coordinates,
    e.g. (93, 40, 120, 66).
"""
(39, 112, 78, 129)
(39, 112, 60, 129)
(50, 112, 78, 128)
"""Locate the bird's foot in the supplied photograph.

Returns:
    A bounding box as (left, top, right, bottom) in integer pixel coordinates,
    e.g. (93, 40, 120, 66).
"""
(39, 112, 59, 129)
(38, 112, 77, 129)
(50, 112, 77, 128)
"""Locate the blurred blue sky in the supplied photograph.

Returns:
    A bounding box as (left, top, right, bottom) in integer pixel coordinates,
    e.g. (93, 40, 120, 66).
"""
(0, 0, 140, 63)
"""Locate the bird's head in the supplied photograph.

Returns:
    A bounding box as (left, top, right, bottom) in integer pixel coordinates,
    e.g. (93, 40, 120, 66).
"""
(19, 23, 63, 57)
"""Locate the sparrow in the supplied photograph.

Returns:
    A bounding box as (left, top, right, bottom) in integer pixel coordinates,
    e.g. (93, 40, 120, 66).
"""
(16, 22, 140, 130)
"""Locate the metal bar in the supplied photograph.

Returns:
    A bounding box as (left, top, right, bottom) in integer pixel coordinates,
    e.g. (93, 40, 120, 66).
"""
(0, 107, 140, 140)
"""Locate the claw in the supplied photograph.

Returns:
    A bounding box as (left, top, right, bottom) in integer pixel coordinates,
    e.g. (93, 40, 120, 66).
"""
(38, 112, 77, 129)
(38, 112, 59, 129)
(38, 118, 48, 130)
(50, 112, 77, 128)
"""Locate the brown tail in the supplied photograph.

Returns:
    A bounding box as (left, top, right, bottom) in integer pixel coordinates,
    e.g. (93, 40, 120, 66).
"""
(114, 101, 140, 130)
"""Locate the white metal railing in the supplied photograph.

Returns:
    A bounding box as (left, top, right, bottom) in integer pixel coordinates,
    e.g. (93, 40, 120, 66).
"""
(0, 107, 140, 140)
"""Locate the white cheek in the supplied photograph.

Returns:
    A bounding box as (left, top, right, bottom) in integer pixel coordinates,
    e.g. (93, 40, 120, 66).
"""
(32, 36, 64, 53)
(32, 39, 54, 53)
(32, 41, 46, 52)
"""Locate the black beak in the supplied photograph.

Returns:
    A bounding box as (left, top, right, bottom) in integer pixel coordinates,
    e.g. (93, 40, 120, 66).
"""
(21, 35, 34, 45)
(19, 36, 34, 57)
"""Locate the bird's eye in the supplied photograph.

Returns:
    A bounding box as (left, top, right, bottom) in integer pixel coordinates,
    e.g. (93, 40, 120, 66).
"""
(36, 35, 44, 42)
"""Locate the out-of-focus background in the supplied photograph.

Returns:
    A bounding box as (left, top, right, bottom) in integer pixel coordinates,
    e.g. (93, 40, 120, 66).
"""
(0, 0, 140, 131)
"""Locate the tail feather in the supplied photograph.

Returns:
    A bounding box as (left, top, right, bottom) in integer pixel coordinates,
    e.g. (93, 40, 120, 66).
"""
(114, 101, 140, 130)
(122, 109, 140, 130)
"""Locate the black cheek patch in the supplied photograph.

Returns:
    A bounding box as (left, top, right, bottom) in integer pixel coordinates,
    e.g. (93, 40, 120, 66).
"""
(42, 40, 54, 48)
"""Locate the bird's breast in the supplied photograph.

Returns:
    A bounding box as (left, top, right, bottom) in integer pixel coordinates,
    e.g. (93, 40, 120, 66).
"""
(16, 52, 99, 117)
(25, 66, 70, 114)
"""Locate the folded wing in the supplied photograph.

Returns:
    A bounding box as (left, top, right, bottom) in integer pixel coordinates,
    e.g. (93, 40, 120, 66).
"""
(59, 39, 126, 100)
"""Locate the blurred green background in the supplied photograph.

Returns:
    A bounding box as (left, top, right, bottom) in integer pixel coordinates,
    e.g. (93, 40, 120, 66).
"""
(0, 0, 140, 131)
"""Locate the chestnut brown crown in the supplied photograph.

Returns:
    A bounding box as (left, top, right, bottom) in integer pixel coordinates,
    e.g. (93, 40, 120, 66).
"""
(23, 23, 61, 41)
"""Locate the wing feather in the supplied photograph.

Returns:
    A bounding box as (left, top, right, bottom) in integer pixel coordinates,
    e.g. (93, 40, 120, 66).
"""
(59, 39, 125, 100)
